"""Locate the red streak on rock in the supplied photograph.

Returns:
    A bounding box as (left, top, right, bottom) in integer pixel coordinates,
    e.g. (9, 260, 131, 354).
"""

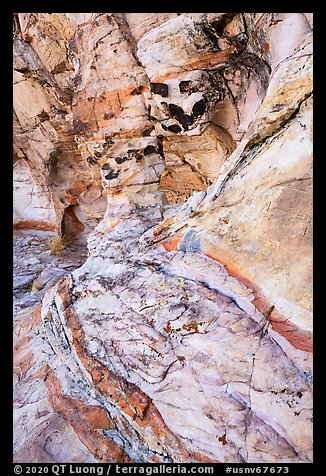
(251, 295, 272, 315)
(73, 84, 147, 136)
(159, 234, 312, 353)
(45, 370, 133, 463)
(268, 309, 313, 353)
(204, 250, 313, 353)
(13, 220, 57, 231)
(204, 249, 260, 292)
(64, 205, 85, 233)
(72, 45, 237, 139)
(153, 46, 237, 81)
(55, 278, 216, 462)
(161, 235, 183, 252)
(67, 180, 89, 198)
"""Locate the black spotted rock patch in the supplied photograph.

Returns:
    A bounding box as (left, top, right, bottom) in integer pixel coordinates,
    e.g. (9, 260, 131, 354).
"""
(168, 124, 181, 133)
(105, 170, 120, 180)
(144, 145, 157, 156)
(150, 82, 169, 97)
(192, 98, 206, 117)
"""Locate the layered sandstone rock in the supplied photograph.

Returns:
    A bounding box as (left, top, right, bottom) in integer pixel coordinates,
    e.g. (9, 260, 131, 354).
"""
(13, 13, 313, 463)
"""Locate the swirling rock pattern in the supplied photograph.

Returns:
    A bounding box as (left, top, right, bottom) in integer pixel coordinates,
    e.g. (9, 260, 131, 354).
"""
(13, 13, 313, 463)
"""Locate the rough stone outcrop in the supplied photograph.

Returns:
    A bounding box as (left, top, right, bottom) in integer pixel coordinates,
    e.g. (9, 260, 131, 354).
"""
(13, 13, 313, 463)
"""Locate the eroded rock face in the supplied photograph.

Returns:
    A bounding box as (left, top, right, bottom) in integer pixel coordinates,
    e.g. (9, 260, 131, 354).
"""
(13, 13, 313, 463)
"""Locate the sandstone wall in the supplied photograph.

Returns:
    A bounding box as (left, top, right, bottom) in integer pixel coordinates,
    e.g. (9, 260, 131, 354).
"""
(13, 13, 313, 463)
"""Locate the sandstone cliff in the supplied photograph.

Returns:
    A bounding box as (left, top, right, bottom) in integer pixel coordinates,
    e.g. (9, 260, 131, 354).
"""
(13, 13, 313, 463)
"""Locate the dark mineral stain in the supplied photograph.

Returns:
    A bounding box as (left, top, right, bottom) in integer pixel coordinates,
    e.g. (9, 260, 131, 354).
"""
(105, 170, 120, 180)
(228, 51, 272, 83)
(144, 145, 157, 156)
(168, 102, 195, 130)
(161, 124, 168, 131)
(51, 106, 68, 117)
(230, 32, 248, 48)
(218, 434, 228, 446)
(142, 126, 155, 136)
(192, 99, 206, 117)
(104, 135, 114, 145)
(73, 119, 88, 134)
(127, 149, 139, 156)
(271, 103, 284, 112)
(157, 140, 164, 157)
(37, 110, 50, 122)
(130, 85, 144, 95)
(94, 151, 102, 158)
(68, 37, 77, 52)
(102, 163, 112, 170)
(123, 149, 143, 163)
(104, 113, 113, 120)
(168, 124, 181, 133)
(51, 61, 67, 74)
(211, 13, 236, 36)
(150, 82, 169, 97)
(179, 80, 193, 93)
(47, 149, 62, 177)
(297, 391, 303, 399)
(168, 103, 184, 117)
(201, 24, 221, 47)
(73, 73, 82, 88)
(147, 104, 157, 121)
(182, 114, 194, 125)
(87, 156, 98, 165)
(14, 67, 32, 76)
(178, 113, 194, 130)
(115, 156, 129, 164)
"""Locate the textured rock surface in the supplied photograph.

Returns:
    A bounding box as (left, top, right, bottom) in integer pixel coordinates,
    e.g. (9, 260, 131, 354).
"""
(13, 13, 313, 463)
